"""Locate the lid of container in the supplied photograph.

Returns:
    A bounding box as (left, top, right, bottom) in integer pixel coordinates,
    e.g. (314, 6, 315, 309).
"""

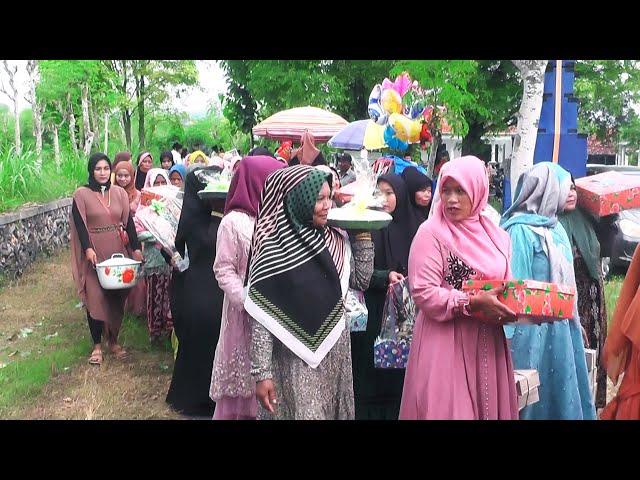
(96, 253, 141, 268)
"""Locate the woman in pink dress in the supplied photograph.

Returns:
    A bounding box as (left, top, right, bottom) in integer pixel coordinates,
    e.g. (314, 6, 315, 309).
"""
(209, 155, 285, 420)
(399, 156, 519, 420)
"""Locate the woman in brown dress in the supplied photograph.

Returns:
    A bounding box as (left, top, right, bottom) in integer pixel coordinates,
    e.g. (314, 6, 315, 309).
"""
(70, 153, 143, 365)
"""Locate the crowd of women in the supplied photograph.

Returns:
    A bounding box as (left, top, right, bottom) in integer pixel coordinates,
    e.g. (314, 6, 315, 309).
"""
(68, 131, 639, 420)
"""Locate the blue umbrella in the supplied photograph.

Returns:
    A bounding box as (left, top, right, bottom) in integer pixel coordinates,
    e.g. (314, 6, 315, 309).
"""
(327, 120, 387, 150)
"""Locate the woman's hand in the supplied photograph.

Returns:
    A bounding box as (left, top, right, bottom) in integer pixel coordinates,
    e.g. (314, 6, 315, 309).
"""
(85, 248, 97, 266)
(256, 379, 277, 414)
(469, 284, 516, 325)
(132, 249, 143, 262)
(388, 271, 405, 285)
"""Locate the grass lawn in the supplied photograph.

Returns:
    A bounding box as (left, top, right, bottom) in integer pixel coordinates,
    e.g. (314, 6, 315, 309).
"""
(0, 248, 179, 419)
(604, 274, 624, 327)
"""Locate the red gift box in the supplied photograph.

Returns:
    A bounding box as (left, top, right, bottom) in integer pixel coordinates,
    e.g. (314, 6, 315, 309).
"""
(462, 279, 575, 324)
(575, 171, 640, 217)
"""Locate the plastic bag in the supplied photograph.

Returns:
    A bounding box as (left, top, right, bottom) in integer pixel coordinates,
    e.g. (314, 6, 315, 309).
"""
(373, 277, 416, 369)
(345, 289, 368, 332)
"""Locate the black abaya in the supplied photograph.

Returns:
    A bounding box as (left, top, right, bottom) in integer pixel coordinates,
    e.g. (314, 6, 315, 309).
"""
(351, 173, 417, 420)
(166, 167, 225, 417)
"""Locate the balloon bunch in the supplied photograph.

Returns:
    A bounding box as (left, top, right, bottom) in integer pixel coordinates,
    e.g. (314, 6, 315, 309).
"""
(368, 72, 433, 152)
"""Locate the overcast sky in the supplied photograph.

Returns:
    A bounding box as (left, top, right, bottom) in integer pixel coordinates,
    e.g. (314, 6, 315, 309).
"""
(0, 60, 228, 117)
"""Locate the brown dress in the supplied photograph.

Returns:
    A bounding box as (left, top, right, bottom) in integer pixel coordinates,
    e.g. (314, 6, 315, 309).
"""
(69, 185, 131, 339)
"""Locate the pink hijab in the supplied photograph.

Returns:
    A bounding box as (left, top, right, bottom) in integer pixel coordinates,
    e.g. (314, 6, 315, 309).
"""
(427, 156, 510, 278)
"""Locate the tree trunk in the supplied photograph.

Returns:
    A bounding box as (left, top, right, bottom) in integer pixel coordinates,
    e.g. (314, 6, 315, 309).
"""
(461, 120, 490, 160)
(1, 61, 21, 155)
(81, 83, 94, 156)
(122, 110, 132, 151)
(53, 124, 60, 168)
(136, 74, 146, 149)
(90, 95, 100, 149)
(103, 112, 109, 154)
(509, 60, 548, 198)
(67, 93, 79, 155)
(425, 130, 442, 178)
(25, 60, 43, 165)
(13, 100, 21, 155)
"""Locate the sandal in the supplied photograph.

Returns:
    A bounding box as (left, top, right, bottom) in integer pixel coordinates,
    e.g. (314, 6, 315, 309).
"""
(88, 349, 103, 366)
(109, 343, 129, 360)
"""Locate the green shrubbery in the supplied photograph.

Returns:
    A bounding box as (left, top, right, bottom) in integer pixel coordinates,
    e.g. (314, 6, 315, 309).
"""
(0, 146, 87, 212)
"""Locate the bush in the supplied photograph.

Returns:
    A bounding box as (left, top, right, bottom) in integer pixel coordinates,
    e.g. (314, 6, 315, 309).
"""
(0, 146, 87, 212)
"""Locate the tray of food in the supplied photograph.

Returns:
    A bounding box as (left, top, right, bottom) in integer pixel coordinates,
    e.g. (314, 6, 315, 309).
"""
(327, 206, 392, 230)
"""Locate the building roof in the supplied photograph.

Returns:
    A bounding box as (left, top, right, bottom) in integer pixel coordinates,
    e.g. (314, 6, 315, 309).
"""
(587, 135, 616, 155)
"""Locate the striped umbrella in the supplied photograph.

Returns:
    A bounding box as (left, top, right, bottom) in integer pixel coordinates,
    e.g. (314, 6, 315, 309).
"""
(252, 106, 348, 143)
(328, 119, 387, 150)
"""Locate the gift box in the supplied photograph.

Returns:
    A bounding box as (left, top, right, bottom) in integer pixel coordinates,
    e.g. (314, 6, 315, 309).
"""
(514, 369, 541, 397)
(514, 369, 541, 411)
(518, 386, 540, 411)
(462, 279, 575, 323)
(584, 348, 597, 372)
(575, 171, 640, 217)
(140, 185, 181, 207)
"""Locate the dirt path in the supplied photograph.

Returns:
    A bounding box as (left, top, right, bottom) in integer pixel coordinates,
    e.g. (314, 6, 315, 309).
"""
(0, 248, 181, 419)
(0, 248, 623, 419)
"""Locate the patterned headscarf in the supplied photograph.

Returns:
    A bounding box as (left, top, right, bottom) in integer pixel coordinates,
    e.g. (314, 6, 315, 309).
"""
(244, 165, 348, 368)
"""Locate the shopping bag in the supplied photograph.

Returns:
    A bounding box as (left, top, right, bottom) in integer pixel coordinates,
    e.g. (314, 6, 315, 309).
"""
(373, 277, 416, 369)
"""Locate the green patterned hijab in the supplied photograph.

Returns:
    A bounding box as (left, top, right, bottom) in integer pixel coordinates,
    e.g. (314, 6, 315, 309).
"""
(285, 169, 332, 232)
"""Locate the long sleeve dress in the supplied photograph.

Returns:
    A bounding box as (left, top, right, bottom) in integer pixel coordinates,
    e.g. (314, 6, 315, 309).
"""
(70, 185, 141, 340)
(399, 228, 519, 420)
(250, 235, 374, 420)
(210, 210, 257, 420)
(165, 211, 224, 417)
(504, 223, 596, 420)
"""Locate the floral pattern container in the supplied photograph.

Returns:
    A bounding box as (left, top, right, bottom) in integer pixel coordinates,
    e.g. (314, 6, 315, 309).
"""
(96, 254, 141, 290)
(575, 171, 640, 217)
(462, 279, 575, 324)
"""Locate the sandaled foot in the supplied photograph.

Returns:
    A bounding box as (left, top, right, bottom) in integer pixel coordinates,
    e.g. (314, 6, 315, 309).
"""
(109, 343, 129, 360)
(88, 349, 103, 365)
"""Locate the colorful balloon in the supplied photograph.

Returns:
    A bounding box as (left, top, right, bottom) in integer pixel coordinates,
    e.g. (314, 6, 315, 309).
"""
(380, 88, 402, 115)
(384, 124, 409, 151)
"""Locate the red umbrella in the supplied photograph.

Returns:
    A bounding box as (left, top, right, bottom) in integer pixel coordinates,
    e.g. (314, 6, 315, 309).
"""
(252, 106, 348, 143)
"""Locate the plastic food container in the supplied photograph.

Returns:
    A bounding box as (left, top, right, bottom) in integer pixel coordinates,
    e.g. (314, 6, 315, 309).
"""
(95, 253, 141, 290)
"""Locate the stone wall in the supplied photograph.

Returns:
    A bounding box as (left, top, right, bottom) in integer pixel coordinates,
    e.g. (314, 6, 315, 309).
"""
(0, 198, 72, 280)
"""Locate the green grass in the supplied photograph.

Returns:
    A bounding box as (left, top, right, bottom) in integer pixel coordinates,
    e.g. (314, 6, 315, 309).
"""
(0, 146, 87, 213)
(604, 274, 624, 327)
(0, 313, 169, 414)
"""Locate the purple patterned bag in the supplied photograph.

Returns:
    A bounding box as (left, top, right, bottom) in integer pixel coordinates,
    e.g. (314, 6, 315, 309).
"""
(373, 277, 416, 369)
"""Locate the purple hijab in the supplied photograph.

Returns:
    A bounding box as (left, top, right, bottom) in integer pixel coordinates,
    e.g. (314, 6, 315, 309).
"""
(224, 155, 285, 217)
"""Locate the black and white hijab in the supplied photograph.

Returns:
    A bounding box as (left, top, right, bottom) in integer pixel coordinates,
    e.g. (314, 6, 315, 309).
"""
(244, 165, 350, 368)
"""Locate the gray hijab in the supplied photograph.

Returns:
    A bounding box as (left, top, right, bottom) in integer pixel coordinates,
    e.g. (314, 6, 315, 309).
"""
(502, 162, 571, 228)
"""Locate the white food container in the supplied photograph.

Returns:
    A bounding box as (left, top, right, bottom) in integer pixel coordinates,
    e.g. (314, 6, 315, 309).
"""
(95, 253, 141, 290)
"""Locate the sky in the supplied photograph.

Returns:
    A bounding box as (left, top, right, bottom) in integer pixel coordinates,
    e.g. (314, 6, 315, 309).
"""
(0, 60, 228, 117)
